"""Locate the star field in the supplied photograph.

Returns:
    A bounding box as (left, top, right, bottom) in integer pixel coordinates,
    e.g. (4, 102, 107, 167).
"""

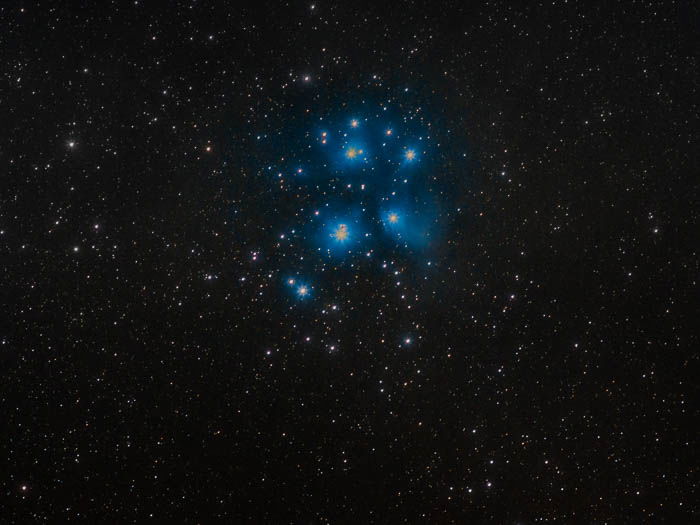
(1, 1, 698, 523)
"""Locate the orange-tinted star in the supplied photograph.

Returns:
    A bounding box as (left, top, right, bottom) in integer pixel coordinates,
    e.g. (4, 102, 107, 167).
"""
(345, 147, 363, 159)
(332, 224, 349, 241)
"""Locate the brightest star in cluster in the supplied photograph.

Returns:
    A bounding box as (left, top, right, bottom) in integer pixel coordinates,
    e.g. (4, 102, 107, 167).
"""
(388, 212, 399, 224)
(297, 285, 309, 297)
(350, 119, 359, 128)
(345, 147, 363, 159)
(405, 149, 416, 161)
(332, 223, 349, 242)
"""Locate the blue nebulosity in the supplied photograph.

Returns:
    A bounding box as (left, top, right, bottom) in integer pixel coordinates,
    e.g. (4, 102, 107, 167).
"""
(380, 204, 434, 249)
(268, 97, 457, 300)
(312, 206, 368, 259)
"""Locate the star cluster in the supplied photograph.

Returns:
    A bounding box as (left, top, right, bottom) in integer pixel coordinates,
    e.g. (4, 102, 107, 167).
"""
(267, 104, 448, 305)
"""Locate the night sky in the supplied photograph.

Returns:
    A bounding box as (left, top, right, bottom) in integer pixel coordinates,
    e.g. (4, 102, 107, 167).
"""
(2, 1, 698, 522)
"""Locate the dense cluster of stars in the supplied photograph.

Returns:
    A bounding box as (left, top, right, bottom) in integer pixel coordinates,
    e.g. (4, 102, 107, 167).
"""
(270, 107, 445, 305)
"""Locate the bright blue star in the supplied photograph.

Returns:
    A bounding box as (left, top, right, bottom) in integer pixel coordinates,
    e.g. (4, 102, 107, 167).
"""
(286, 278, 312, 300)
